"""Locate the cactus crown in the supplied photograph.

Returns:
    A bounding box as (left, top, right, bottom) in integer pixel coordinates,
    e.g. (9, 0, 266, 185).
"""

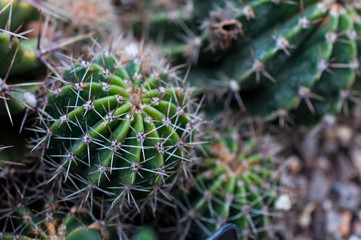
(178, 129, 281, 239)
(41, 46, 199, 210)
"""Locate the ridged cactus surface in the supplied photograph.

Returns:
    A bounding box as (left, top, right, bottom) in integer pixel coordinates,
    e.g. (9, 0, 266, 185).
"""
(135, 0, 361, 121)
(43, 52, 197, 209)
(2, 206, 109, 240)
(177, 130, 280, 239)
(0, 0, 41, 76)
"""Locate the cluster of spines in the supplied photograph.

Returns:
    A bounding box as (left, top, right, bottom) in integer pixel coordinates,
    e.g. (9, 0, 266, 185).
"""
(176, 130, 281, 240)
(132, 0, 361, 123)
(1, 203, 114, 240)
(37, 50, 201, 212)
(0, 0, 43, 125)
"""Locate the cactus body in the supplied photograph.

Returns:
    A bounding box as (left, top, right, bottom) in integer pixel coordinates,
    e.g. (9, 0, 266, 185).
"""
(0, 0, 41, 76)
(43, 52, 197, 208)
(2, 207, 110, 240)
(178, 130, 280, 239)
(135, 0, 361, 122)
(131, 226, 158, 240)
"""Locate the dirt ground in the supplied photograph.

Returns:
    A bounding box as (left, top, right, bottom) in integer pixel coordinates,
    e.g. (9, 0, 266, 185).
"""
(277, 105, 361, 240)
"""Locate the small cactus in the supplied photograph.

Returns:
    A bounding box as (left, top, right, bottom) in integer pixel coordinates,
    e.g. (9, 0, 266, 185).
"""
(2, 205, 114, 240)
(41, 48, 199, 210)
(177, 129, 281, 240)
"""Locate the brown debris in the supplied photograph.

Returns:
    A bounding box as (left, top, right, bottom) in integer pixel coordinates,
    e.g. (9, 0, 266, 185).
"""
(201, 3, 243, 51)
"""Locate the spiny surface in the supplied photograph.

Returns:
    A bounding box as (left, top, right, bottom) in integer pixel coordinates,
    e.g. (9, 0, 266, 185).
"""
(134, 0, 361, 123)
(177, 130, 281, 239)
(42, 52, 199, 210)
(2, 205, 114, 240)
(0, 0, 40, 76)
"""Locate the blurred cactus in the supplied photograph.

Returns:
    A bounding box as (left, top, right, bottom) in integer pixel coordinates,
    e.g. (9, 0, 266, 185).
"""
(177, 129, 281, 239)
(0, 0, 41, 76)
(2, 205, 115, 240)
(132, 0, 361, 122)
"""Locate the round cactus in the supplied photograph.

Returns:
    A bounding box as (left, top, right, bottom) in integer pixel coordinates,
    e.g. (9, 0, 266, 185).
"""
(132, 0, 361, 122)
(177, 129, 281, 239)
(1, 206, 115, 240)
(41, 49, 199, 210)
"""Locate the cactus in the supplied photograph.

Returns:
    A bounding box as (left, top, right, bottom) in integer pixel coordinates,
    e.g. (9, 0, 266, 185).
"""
(133, 0, 361, 122)
(1, 205, 115, 240)
(0, 0, 43, 76)
(177, 129, 281, 240)
(36, 0, 117, 34)
(131, 226, 158, 240)
(41, 48, 199, 211)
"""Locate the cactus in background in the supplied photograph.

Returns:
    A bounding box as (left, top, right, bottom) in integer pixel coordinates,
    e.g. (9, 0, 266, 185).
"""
(131, 226, 158, 240)
(0, 42, 41, 125)
(133, 0, 361, 122)
(1, 205, 115, 240)
(0, 145, 12, 174)
(176, 129, 281, 239)
(40, 45, 199, 211)
(0, 0, 42, 76)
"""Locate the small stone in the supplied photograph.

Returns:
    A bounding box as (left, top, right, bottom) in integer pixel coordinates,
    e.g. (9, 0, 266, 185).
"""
(288, 155, 302, 174)
(352, 220, 361, 237)
(351, 147, 361, 180)
(326, 209, 341, 235)
(275, 194, 292, 211)
(333, 182, 361, 211)
(294, 236, 313, 240)
(299, 202, 316, 228)
(335, 125, 353, 144)
(339, 211, 352, 238)
(308, 171, 331, 202)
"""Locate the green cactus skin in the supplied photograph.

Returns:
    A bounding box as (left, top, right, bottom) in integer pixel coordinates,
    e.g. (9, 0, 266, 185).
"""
(42, 52, 198, 210)
(134, 0, 361, 122)
(0, 0, 42, 77)
(0, 44, 40, 124)
(131, 226, 158, 240)
(177, 130, 280, 240)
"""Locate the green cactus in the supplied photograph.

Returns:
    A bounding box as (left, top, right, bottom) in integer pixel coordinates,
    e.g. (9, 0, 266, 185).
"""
(1, 206, 114, 240)
(133, 0, 361, 122)
(0, 0, 42, 76)
(177, 129, 281, 240)
(41, 51, 199, 210)
(131, 226, 158, 240)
